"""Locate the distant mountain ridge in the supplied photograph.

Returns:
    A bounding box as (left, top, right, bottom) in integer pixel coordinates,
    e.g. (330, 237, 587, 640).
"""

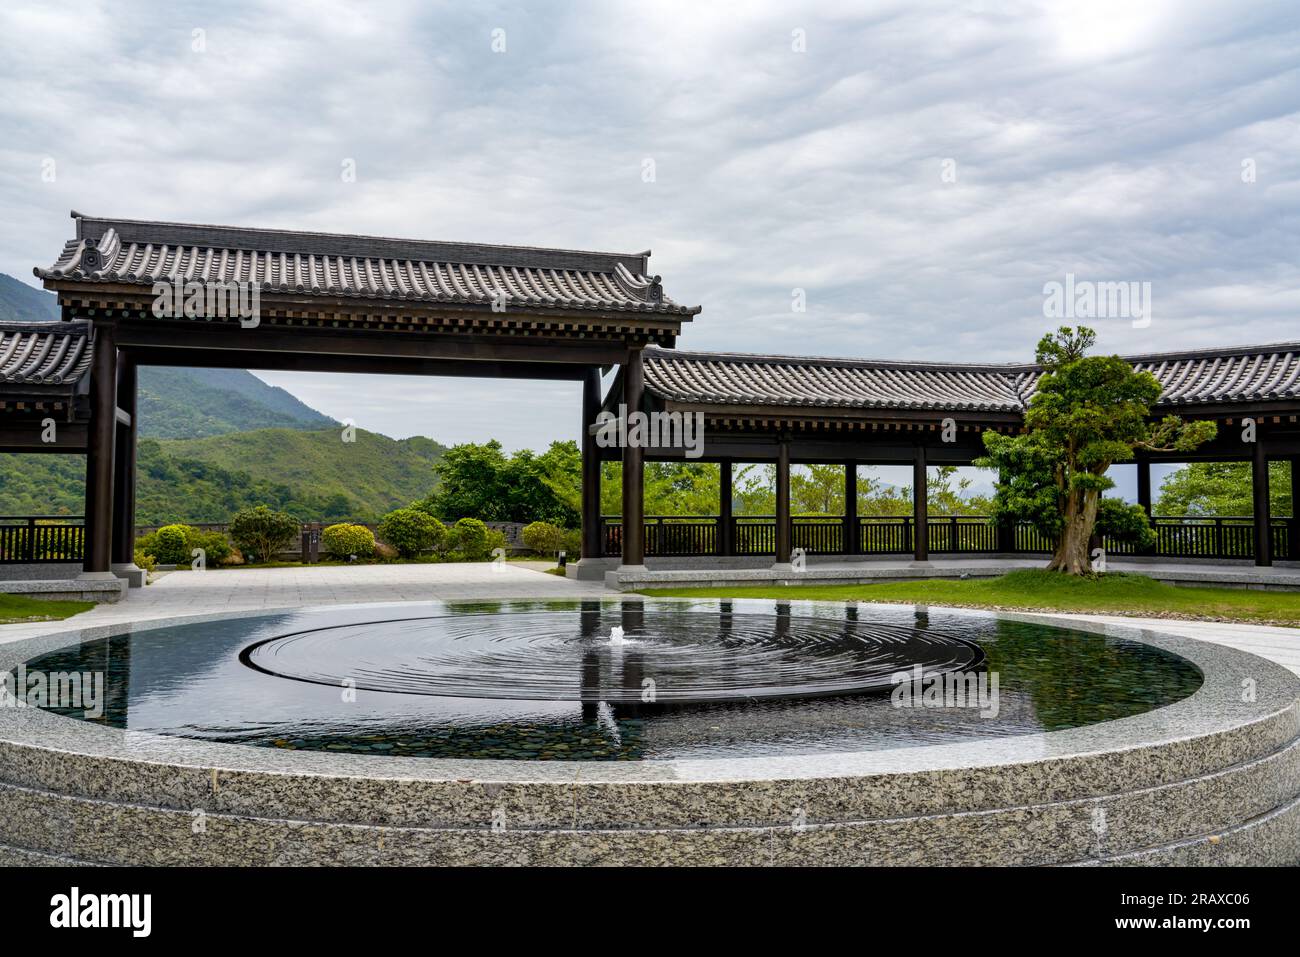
(0, 427, 445, 524)
(0, 273, 335, 438)
(0, 274, 444, 521)
(0, 273, 59, 322)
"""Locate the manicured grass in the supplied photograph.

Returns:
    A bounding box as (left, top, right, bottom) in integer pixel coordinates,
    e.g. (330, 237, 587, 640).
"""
(0, 593, 94, 625)
(642, 569, 1300, 627)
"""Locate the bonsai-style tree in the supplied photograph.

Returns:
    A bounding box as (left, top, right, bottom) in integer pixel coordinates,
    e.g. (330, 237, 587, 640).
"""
(976, 326, 1216, 574)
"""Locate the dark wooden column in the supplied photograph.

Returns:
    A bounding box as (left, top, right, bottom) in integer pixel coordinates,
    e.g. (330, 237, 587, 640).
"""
(995, 467, 1015, 552)
(1291, 457, 1300, 561)
(843, 461, 858, 555)
(580, 367, 602, 560)
(1136, 453, 1152, 516)
(620, 347, 645, 566)
(912, 444, 929, 561)
(110, 352, 138, 567)
(718, 458, 734, 556)
(775, 438, 791, 563)
(82, 322, 118, 577)
(1252, 438, 1272, 567)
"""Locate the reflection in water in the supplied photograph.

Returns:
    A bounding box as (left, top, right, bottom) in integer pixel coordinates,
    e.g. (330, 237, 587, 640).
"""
(18, 602, 1201, 762)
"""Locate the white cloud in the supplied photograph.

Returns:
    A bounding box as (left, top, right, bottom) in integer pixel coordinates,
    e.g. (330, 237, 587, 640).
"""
(2, 0, 1298, 445)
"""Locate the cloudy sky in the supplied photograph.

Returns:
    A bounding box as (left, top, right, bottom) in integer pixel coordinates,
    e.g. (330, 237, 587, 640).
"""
(2, 0, 1297, 467)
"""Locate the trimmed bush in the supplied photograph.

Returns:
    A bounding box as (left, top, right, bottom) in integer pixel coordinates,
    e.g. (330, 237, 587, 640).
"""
(145, 524, 190, 565)
(322, 523, 376, 560)
(229, 506, 300, 563)
(521, 521, 566, 556)
(378, 507, 444, 558)
(450, 517, 491, 560)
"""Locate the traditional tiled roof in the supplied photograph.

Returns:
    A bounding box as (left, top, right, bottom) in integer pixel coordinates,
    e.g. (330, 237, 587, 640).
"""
(36, 213, 699, 316)
(0, 321, 93, 393)
(643, 341, 1300, 415)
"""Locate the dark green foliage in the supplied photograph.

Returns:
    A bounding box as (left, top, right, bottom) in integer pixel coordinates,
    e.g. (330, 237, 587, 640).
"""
(977, 326, 1215, 573)
(377, 507, 444, 558)
(1157, 461, 1292, 517)
(421, 440, 579, 526)
(1095, 498, 1156, 548)
(449, 517, 491, 559)
(144, 525, 189, 564)
(229, 506, 299, 562)
(135, 523, 232, 566)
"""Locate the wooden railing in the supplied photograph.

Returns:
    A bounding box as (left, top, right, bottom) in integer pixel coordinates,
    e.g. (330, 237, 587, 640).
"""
(600, 514, 1298, 561)
(0, 516, 86, 564)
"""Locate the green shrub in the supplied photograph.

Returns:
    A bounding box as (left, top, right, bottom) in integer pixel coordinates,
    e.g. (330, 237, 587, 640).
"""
(521, 521, 566, 556)
(450, 517, 491, 560)
(229, 506, 300, 563)
(378, 507, 444, 558)
(133, 549, 156, 577)
(188, 528, 232, 567)
(485, 527, 508, 559)
(322, 523, 376, 560)
(1096, 498, 1156, 549)
(144, 524, 190, 565)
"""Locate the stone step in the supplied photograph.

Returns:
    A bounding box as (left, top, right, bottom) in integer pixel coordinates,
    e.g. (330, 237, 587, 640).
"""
(2, 732, 1296, 866)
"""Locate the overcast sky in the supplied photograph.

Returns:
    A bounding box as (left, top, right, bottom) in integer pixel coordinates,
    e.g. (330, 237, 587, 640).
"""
(2, 0, 1297, 464)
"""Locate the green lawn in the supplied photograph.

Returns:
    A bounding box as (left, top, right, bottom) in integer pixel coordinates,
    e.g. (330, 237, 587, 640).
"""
(0, 593, 94, 625)
(641, 569, 1300, 627)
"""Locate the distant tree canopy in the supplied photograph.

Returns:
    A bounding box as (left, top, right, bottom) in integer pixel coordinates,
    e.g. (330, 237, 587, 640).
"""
(420, 440, 580, 527)
(1157, 461, 1293, 517)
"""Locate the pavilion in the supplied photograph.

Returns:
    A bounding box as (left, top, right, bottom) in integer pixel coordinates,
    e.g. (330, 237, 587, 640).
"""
(2, 212, 1297, 591)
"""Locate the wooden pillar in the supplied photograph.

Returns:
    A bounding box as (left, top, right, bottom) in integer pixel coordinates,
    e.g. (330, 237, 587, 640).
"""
(580, 367, 602, 560)
(1252, 438, 1272, 567)
(912, 444, 929, 562)
(110, 352, 138, 567)
(82, 322, 117, 577)
(775, 438, 791, 563)
(620, 347, 645, 566)
(996, 466, 1015, 552)
(1291, 457, 1300, 561)
(1136, 453, 1152, 516)
(843, 461, 858, 555)
(718, 458, 734, 556)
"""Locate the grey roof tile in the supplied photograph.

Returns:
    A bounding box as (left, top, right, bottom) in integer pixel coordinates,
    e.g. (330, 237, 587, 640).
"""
(35, 213, 700, 317)
(0, 321, 93, 391)
(644, 343, 1300, 413)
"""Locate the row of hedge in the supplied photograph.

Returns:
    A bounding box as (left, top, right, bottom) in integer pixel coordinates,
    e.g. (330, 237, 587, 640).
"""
(135, 507, 579, 567)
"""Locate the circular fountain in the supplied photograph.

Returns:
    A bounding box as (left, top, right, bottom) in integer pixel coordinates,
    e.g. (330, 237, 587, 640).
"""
(0, 598, 1297, 866)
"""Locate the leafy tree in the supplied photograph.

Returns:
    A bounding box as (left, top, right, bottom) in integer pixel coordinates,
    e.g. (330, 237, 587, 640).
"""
(421, 440, 578, 526)
(378, 507, 444, 558)
(1156, 461, 1292, 517)
(229, 506, 300, 563)
(449, 517, 492, 559)
(977, 326, 1216, 574)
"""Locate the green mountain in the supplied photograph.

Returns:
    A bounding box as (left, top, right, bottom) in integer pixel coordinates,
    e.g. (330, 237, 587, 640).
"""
(138, 367, 336, 438)
(0, 274, 59, 322)
(0, 428, 444, 524)
(0, 273, 335, 438)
